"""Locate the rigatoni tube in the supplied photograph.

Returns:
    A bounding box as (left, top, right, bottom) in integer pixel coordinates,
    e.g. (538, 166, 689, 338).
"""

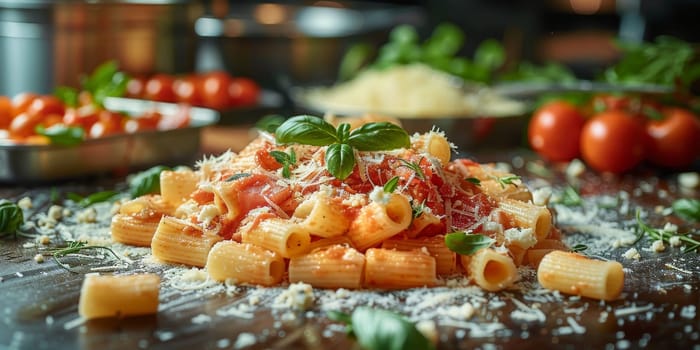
(78, 274, 160, 320)
(537, 250, 624, 301)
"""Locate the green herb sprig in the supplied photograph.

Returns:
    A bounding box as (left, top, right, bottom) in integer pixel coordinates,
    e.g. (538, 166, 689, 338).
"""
(634, 209, 699, 253)
(55, 60, 130, 109)
(493, 175, 521, 189)
(35, 125, 85, 146)
(672, 198, 700, 222)
(444, 231, 494, 256)
(67, 191, 120, 208)
(398, 159, 426, 181)
(0, 202, 25, 239)
(51, 240, 125, 272)
(275, 115, 410, 180)
(410, 200, 427, 219)
(129, 165, 171, 198)
(555, 185, 583, 207)
(465, 177, 482, 186)
(327, 307, 435, 350)
(383, 176, 400, 193)
(225, 173, 251, 182)
(270, 149, 297, 179)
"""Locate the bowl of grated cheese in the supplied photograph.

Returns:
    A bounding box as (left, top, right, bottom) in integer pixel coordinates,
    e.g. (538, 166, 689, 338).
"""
(290, 63, 530, 150)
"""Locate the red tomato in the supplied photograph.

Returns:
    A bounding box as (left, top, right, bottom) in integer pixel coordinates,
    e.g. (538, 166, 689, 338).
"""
(11, 92, 38, 117)
(8, 112, 43, 139)
(646, 107, 700, 168)
(89, 110, 123, 138)
(144, 74, 176, 102)
(228, 77, 260, 107)
(124, 110, 162, 133)
(28, 95, 65, 117)
(173, 75, 201, 105)
(63, 105, 99, 130)
(200, 71, 232, 110)
(126, 76, 147, 98)
(528, 101, 586, 162)
(580, 110, 648, 173)
(0, 96, 11, 128)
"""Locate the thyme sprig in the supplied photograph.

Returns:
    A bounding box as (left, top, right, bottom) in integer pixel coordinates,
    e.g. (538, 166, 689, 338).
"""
(634, 209, 700, 253)
(50, 240, 127, 272)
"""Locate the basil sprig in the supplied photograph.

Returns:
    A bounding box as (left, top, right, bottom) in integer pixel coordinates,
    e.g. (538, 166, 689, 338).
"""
(129, 165, 171, 198)
(275, 115, 410, 180)
(328, 307, 435, 350)
(270, 149, 296, 178)
(67, 191, 120, 208)
(0, 201, 24, 238)
(672, 198, 700, 222)
(36, 125, 85, 146)
(445, 231, 494, 255)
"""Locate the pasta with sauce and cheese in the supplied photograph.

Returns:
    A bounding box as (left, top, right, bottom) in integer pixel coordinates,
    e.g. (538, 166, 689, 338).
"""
(111, 114, 623, 299)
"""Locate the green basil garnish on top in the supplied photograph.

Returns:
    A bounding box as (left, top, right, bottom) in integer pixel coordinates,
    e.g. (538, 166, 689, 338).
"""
(275, 115, 410, 180)
(445, 231, 494, 256)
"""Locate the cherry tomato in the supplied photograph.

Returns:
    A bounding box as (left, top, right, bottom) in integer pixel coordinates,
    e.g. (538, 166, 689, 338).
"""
(89, 110, 123, 138)
(0, 96, 11, 128)
(580, 110, 648, 174)
(144, 74, 176, 102)
(126, 75, 147, 98)
(228, 77, 260, 107)
(528, 100, 586, 162)
(8, 112, 43, 139)
(11, 92, 38, 117)
(124, 110, 161, 133)
(63, 105, 99, 130)
(646, 107, 700, 168)
(173, 75, 201, 105)
(200, 71, 232, 110)
(28, 95, 65, 117)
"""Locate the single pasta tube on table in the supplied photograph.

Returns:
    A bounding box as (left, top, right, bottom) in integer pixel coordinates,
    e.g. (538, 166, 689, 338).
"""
(289, 244, 366, 289)
(206, 241, 285, 286)
(537, 250, 624, 301)
(78, 273, 160, 320)
(461, 248, 518, 292)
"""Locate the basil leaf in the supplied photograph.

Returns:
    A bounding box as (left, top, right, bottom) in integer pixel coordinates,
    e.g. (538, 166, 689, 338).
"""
(275, 115, 339, 146)
(445, 232, 494, 255)
(36, 125, 85, 146)
(672, 198, 700, 222)
(327, 310, 353, 326)
(0, 201, 24, 237)
(255, 114, 285, 133)
(347, 122, 410, 151)
(326, 143, 355, 180)
(383, 176, 400, 193)
(270, 150, 291, 165)
(465, 177, 481, 186)
(351, 307, 434, 350)
(68, 191, 120, 208)
(54, 86, 80, 108)
(129, 165, 170, 198)
(474, 39, 505, 72)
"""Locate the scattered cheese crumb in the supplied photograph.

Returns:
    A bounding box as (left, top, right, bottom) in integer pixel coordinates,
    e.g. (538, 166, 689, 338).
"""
(622, 248, 641, 260)
(650, 240, 665, 253)
(504, 227, 537, 249)
(233, 332, 256, 349)
(274, 282, 315, 311)
(678, 172, 699, 189)
(38, 235, 51, 245)
(47, 205, 63, 221)
(531, 187, 552, 206)
(33, 254, 45, 263)
(565, 159, 586, 179)
(669, 236, 682, 247)
(17, 197, 32, 209)
(76, 207, 97, 223)
(662, 223, 678, 233)
(415, 320, 438, 345)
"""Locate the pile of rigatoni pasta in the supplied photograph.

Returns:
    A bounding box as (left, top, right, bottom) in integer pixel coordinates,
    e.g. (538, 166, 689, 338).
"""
(97, 115, 623, 320)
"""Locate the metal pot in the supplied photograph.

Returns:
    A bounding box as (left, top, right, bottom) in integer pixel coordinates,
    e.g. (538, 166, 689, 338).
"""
(0, 0, 203, 97)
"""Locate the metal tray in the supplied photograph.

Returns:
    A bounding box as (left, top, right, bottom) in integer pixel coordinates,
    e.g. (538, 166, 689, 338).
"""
(0, 97, 219, 183)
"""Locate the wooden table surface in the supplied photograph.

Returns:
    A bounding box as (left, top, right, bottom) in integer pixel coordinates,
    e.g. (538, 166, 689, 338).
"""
(1, 126, 699, 350)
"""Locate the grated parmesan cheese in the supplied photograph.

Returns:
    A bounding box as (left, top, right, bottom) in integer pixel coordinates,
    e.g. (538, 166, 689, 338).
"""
(622, 248, 641, 260)
(503, 227, 537, 249)
(17, 197, 32, 209)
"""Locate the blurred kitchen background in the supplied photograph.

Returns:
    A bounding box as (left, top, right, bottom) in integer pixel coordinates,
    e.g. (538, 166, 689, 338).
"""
(1, 0, 698, 97)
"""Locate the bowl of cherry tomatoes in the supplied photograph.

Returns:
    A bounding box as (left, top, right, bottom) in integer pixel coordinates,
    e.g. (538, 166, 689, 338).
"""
(125, 71, 284, 124)
(527, 94, 700, 173)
